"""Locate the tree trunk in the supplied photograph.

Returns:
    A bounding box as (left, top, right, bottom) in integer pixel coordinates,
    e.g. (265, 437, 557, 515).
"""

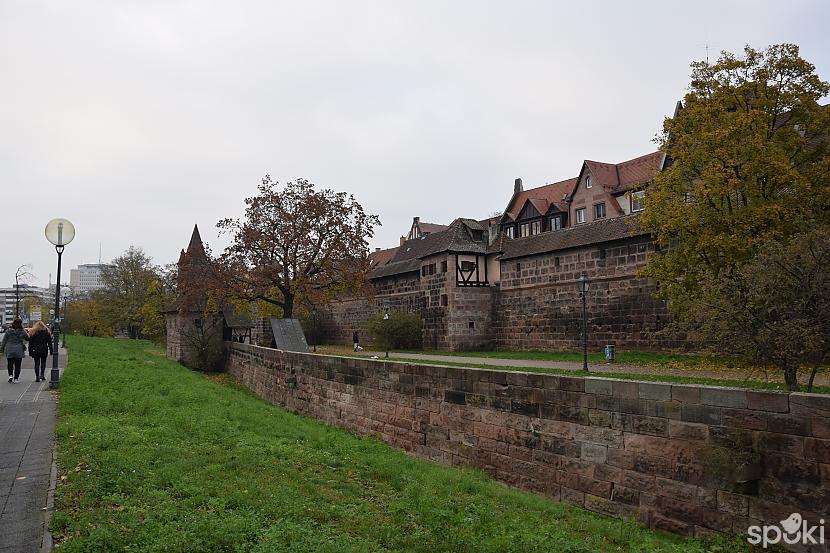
(282, 293, 294, 318)
(807, 365, 820, 393)
(783, 365, 800, 392)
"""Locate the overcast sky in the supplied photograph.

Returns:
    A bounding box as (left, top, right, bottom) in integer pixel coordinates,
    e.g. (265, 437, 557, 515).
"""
(1, 1, 828, 288)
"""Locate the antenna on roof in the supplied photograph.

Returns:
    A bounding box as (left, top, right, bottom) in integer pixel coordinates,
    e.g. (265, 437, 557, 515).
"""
(98, 242, 102, 265)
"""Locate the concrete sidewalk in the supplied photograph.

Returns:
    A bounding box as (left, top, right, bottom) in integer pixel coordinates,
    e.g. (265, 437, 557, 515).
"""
(0, 349, 66, 553)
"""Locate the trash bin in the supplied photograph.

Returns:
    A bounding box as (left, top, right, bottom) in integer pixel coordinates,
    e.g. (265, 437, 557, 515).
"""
(604, 344, 616, 364)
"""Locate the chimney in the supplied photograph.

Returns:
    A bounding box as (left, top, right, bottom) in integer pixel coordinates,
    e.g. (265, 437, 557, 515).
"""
(413, 216, 420, 224)
(514, 178, 523, 195)
(400, 236, 406, 246)
(375, 247, 381, 252)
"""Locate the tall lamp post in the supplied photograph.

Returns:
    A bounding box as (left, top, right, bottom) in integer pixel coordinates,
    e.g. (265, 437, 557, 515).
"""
(383, 306, 390, 359)
(576, 273, 591, 371)
(45, 218, 75, 389)
(61, 286, 70, 348)
(311, 306, 317, 353)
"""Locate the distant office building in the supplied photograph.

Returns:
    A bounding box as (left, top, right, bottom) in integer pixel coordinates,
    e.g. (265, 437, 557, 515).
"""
(0, 285, 55, 326)
(69, 264, 111, 295)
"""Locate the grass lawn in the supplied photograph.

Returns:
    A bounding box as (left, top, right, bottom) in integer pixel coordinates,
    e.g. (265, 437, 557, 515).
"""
(399, 349, 745, 369)
(318, 345, 829, 394)
(54, 336, 754, 552)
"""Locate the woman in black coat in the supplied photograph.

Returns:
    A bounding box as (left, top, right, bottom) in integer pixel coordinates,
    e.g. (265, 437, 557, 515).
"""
(28, 321, 54, 382)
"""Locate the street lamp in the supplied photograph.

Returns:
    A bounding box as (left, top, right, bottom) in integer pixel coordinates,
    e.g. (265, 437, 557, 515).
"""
(576, 273, 591, 371)
(45, 218, 75, 388)
(311, 306, 317, 353)
(61, 286, 71, 348)
(383, 306, 390, 359)
(14, 264, 33, 318)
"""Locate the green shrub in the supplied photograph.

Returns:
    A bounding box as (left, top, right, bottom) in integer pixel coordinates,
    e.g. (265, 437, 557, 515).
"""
(366, 310, 422, 350)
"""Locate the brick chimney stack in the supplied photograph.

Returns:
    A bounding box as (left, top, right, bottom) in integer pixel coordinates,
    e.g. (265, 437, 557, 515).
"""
(514, 178, 523, 195)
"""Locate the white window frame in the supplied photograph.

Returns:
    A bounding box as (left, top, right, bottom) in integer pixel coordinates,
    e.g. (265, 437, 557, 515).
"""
(549, 216, 561, 231)
(631, 191, 645, 212)
(519, 223, 530, 237)
(506, 226, 515, 239)
(586, 175, 592, 189)
(531, 220, 541, 235)
(575, 208, 586, 224)
(593, 202, 606, 220)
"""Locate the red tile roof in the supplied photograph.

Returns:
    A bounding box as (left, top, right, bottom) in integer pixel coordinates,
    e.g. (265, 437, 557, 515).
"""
(583, 151, 663, 194)
(615, 151, 664, 192)
(368, 246, 399, 268)
(418, 222, 449, 234)
(506, 177, 577, 220)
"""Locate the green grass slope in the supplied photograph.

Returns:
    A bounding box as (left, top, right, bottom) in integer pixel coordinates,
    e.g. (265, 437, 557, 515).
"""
(53, 336, 753, 552)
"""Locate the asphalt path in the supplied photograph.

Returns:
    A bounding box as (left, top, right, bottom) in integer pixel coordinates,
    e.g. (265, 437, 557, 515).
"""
(0, 347, 66, 553)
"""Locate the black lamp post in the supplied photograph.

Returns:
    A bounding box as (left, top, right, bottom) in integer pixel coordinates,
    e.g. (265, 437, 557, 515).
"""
(577, 273, 591, 371)
(61, 287, 70, 348)
(311, 306, 317, 353)
(45, 218, 75, 389)
(383, 306, 390, 359)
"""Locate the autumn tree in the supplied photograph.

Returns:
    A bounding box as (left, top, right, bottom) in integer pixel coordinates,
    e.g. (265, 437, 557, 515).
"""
(641, 43, 830, 389)
(217, 177, 379, 318)
(100, 246, 160, 339)
(140, 264, 178, 343)
(683, 229, 830, 391)
(65, 295, 112, 337)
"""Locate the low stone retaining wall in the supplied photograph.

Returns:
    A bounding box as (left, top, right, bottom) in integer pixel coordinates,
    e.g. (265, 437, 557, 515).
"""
(226, 343, 829, 552)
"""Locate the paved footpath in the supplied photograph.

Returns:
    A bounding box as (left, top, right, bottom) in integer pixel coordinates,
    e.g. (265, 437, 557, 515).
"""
(355, 350, 830, 388)
(0, 349, 65, 553)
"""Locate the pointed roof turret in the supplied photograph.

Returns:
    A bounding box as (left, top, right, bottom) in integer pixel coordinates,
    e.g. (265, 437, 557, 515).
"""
(187, 224, 207, 259)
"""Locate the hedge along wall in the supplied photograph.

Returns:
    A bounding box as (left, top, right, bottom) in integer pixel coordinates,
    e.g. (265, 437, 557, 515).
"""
(225, 343, 830, 552)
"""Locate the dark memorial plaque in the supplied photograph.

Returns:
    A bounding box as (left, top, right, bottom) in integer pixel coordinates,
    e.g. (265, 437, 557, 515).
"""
(270, 318, 309, 352)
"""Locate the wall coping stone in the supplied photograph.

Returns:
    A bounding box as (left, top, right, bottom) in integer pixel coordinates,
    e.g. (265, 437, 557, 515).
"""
(226, 343, 830, 403)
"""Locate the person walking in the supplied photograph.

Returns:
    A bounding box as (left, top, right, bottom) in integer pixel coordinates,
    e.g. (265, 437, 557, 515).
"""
(1, 319, 29, 383)
(353, 330, 362, 352)
(28, 321, 54, 382)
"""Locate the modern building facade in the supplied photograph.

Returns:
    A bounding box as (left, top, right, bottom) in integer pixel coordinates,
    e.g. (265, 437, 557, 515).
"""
(69, 263, 111, 295)
(0, 285, 55, 326)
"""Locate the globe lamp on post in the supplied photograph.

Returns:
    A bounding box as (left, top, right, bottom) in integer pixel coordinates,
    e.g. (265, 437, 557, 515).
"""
(45, 218, 75, 388)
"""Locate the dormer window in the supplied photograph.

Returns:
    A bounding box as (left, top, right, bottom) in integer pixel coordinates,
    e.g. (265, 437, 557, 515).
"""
(586, 175, 592, 189)
(631, 191, 645, 212)
(549, 216, 561, 231)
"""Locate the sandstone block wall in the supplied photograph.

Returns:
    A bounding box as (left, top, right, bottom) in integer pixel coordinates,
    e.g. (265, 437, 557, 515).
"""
(227, 343, 829, 552)
(493, 236, 681, 351)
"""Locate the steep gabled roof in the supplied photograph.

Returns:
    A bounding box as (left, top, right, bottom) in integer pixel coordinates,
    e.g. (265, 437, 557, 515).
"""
(418, 222, 449, 234)
(501, 214, 648, 261)
(615, 151, 664, 192)
(505, 177, 577, 221)
(369, 219, 489, 279)
(572, 151, 663, 197)
(393, 218, 487, 262)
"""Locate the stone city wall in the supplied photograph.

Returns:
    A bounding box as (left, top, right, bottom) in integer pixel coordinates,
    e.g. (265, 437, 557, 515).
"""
(493, 235, 681, 351)
(227, 342, 830, 552)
